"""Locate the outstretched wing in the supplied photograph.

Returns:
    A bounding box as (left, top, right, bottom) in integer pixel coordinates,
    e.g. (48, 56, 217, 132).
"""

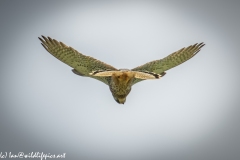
(39, 36, 117, 85)
(131, 43, 205, 85)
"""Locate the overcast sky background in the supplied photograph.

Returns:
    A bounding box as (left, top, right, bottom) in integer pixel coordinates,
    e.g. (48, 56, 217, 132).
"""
(0, 0, 240, 160)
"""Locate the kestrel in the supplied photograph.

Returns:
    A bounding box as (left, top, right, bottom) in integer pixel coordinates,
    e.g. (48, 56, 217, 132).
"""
(39, 36, 205, 104)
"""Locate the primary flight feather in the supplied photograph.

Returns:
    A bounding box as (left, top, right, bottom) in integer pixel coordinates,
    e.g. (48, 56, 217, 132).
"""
(39, 36, 205, 104)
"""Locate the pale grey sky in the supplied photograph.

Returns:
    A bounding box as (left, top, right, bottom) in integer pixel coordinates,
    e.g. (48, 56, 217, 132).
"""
(0, 1, 240, 160)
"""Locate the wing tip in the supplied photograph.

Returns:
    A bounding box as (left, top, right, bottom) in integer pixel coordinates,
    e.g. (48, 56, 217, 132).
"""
(38, 36, 44, 43)
(198, 42, 205, 48)
(39, 35, 63, 48)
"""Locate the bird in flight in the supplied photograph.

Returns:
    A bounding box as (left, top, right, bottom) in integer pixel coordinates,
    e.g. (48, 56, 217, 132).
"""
(39, 36, 205, 104)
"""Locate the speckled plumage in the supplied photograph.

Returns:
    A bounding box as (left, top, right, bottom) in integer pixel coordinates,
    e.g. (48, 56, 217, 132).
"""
(39, 36, 205, 104)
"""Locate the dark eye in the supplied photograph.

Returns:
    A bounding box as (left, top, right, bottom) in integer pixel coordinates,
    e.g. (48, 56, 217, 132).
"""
(115, 98, 120, 104)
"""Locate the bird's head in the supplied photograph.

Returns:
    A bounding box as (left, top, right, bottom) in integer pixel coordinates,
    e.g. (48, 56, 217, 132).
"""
(110, 72, 132, 104)
(113, 95, 127, 104)
(90, 70, 133, 104)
